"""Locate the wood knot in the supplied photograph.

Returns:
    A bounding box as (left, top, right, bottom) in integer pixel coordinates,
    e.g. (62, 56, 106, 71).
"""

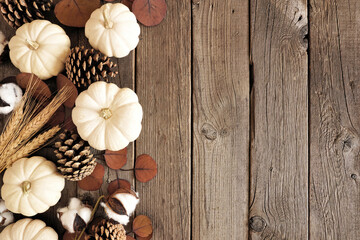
(351, 174, 357, 180)
(201, 123, 217, 140)
(249, 216, 266, 232)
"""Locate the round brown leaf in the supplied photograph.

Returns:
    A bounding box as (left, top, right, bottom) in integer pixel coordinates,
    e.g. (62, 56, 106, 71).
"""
(133, 215, 153, 238)
(107, 179, 131, 195)
(135, 154, 157, 182)
(126, 236, 136, 240)
(48, 105, 65, 127)
(121, 0, 134, 10)
(137, 232, 153, 240)
(16, 73, 51, 99)
(132, 0, 167, 27)
(104, 148, 127, 170)
(63, 231, 89, 240)
(78, 163, 104, 191)
(54, 0, 101, 27)
(57, 74, 78, 108)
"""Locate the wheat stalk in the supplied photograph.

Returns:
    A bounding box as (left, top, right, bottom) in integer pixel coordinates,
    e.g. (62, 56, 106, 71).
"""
(3, 126, 61, 170)
(0, 75, 72, 172)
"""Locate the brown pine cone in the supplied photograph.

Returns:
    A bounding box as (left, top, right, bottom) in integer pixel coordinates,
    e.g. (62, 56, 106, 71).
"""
(66, 46, 118, 92)
(0, 0, 52, 29)
(54, 129, 97, 181)
(89, 219, 126, 240)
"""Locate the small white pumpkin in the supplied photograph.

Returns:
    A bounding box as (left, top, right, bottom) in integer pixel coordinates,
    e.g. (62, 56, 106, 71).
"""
(85, 3, 140, 58)
(0, 218, 58, 240)
(9, 20, 71, 80)
(72, 81, 143, 151)
(1, 156, 65, 217)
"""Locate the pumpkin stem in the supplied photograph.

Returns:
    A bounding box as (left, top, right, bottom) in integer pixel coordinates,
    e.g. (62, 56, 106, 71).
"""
(100, 108, 112, 120)
(25, 39, 39, 50)
(102, 5, 113, 29)
(21, 181, 31, 194)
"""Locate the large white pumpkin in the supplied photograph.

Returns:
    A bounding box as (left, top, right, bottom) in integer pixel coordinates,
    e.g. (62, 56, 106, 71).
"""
(72, 81, 143, 151)
(85, 3, 140, 58)
(0, 218, 58, 240)
(1, 156, 65, 217)
(9, 20, 71, 80)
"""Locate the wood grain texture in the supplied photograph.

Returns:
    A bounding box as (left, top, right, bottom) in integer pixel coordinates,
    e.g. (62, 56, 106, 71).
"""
(309, 0, 360, 239)
(249, 0, 308, 239)
(192, 0, 249, 239)
(135, 1, 191, 239)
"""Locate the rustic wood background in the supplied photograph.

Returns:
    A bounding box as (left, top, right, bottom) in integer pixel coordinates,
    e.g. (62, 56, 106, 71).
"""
(1, 0, 360, 239)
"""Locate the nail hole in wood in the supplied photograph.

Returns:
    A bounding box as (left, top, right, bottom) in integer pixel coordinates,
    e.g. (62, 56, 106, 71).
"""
(351, 174, 357, 180)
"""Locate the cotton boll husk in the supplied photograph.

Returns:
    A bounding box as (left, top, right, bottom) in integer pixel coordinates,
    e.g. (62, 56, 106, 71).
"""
(0, 83, 22, 114)
(102, 190, 139, 225)
(0, 199, 14, 226)
(101, 202, 130, 225)
(57, 198, 92, 233)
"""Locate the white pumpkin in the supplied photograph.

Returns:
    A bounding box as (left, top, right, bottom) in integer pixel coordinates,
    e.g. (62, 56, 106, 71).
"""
(85, 3, 140, 58)
(1, 156, 65, 217)
(9, 20, 71, 80)
(72, 81, 143, 151)
(0, 218, 58, 240)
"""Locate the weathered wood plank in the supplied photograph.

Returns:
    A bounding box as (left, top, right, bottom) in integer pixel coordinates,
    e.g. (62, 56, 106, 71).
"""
(249, 0, 308, 239)
(309, 1, 360, 239)
(191, 0, 249, 239)
(135, 1, 191, 239)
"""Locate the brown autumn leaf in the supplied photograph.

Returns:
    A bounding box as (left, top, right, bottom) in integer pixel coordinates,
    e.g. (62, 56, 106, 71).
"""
(132, 0, 167, 27)
(137, 232, 153, 240)
(63, 117, 76, 131)
(121, 0, 134, 10)
(57, 74, 78, 108)
(48, 105, 65, 127)
(107, 179, 131, 195)
(126, 236, 136, 240)
(16, 73, 51, 99)
(104, 148, 127, 170)
(78, 163, 104, 191)
(54, 0, 101, 27)
(134, 154, 157, 182)
(63, 231, 89, 240)
(133, 215, 153, 238)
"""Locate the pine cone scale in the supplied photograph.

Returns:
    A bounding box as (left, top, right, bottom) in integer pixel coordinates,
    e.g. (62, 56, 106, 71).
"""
(54, 129, 97, 181)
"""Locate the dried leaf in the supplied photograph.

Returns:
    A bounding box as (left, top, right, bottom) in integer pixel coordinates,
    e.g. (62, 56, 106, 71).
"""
(137, 232, 153, 240)
(104, 148, 127, 170)
(57, 74, 78, 108)
(133, 215, 153, 238)
(63, 117, 77, 131)
(63, 231, 89, 240)
(135, 154, 157, 182)
(16, 73, 51, 99)
(121, 0, 134, 10)
(54, 0, 101, 27)
(48, 105, 65, 127)
(108, 179, 131, 195)
(132, 0, 167, 26)
(78, 164, 104, 191)
(126, 236, 136, 240)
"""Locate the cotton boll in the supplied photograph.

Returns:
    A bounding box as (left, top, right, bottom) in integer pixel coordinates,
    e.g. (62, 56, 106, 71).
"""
(102, 188, 139, 225)
(57, 198, 92, 233)
(0, 199, 14, 227)
(0, 83, 22, 115)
